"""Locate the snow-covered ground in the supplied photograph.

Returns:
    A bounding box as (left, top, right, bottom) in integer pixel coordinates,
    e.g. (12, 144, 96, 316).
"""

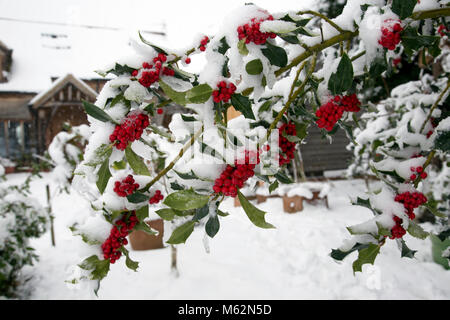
(6, 173, 450, 300)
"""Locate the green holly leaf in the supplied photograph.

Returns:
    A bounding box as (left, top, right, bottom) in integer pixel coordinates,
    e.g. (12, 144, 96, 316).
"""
(118, 247, 139, 272)
(400, 239, 417, 258)
(127, 192, 149, 204)
(231, 94, 255, 120)
(218, 37, 230, 55)
(193, 205, 209, 221)
(237, 189, 275, 229)
(163, 190, 209, 211)
(134, 221, 158, 235)
(78, 255, 110, 281)
(245, 59, 264, 75)
(186, 84, 213, 104)
(138, 31, 168, 54)
(96, 158, 111, 194)
(352, 243, 381, 273)
(330, 243, 370, 261)
(82, 101, 117, 123)
(274, 171, 293, 184)
(407, 221, 429, 240)
(85, 144, 113, 167)
(269, 180, 279, 194)
(135, 205, 149, 222)
(391, 0, 417, 19)
(238, 39, 249, 56)
(155, 208, 176, 221)
(435, 131, 450, 152)
(125, 145, 150, 176)
(205, 215, 220, 238)
(328, 53, 353, 95)
(166, 221, 196, 244)
(261, 42, 288, 68)
(159, 80, 187, 106)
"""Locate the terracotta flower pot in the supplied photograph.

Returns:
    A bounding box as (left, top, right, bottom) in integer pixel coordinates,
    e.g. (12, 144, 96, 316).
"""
(283, 195, 304, 213)
(128, 218, 164, 251)
(4, 166, 15, 174)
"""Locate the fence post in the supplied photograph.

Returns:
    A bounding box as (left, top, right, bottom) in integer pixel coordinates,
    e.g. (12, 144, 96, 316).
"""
(46, 184, 55, 246)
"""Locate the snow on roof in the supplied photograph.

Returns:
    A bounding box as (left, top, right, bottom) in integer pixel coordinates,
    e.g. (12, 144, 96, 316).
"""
(29, 73, 98, 106)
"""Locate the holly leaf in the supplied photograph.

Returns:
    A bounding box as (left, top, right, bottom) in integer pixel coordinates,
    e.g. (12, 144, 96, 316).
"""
(118, 247, 139, 272)
(125, 145, 150, 176)
(155, 208, 176, 221)
(96, 158, 111, 194)
(269, 180, 279, 194)
(166, 221, 196, 244)
(78, 255, 110, 281)
(435, 131, 450, 152)
(135, 205, 149, 222)
(231, 94, 255, 120)
(407, 221, 429, 240)
(352, 243, 380, 273)
(193, 204, 209, 221)
(163, 190, 209, 211)
(205, 215, 220, 238)
(400, 239, 417, 258)
(331, 243, 370, 261)
(186, 84, 213, 104)
(391, 0, 417, 19)
(218, 37, 230, 55)
(84, 144, 113, 167)
(237, 189, 275, 229)
(328, 53, 353, 95)
(82, 101, 116, 123)
(158, 80, 187, 106)
(275, 171, 293, 184)
(138, 31, 168, 54)
(127, 192, 149, 204)
(134, 221, 158, 235)
(261, 42, 288, 68)
(238, 39, 249, 56)
(246, 59, 263, 75)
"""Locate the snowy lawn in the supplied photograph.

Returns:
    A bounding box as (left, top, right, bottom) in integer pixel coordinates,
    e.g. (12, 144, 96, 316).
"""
(6, 173, 450, 300)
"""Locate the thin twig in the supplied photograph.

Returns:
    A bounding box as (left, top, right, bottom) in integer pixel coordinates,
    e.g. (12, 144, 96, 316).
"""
(419, 80, 450, 133)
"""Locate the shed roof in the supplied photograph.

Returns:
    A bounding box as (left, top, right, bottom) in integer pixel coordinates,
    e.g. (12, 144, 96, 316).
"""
(0, 97, 32, 120)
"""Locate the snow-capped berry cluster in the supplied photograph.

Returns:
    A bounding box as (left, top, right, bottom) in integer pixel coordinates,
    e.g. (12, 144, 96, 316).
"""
(199, 36, 209, 52)
(134, 53, 174, 87)
(395, 191, 428, 220)
(213, 151, 260, 198)
(316, 94, 361, 131)
(409, 166, 427, 181)
(237, 16, 276, 45)
(390, 191, 428, 239)
(114, 175, 140, 197)
(109, 113, 150, 150)
(278, 122, 297, 166)
(149, 190, 164, 204)
(101, 212, 138, 263)
(379, 20, 403, 50)
(212, 81, 237, 103)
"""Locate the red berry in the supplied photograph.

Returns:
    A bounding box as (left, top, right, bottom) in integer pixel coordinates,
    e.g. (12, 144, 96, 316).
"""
(185, 57, 191, 64)
(109, 113, 150, 151)
(379, 20, 403, 50)
(157, 108, 163, 115)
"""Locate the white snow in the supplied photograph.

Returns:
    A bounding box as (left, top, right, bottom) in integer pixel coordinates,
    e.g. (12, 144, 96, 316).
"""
(3, 173, 448, 299)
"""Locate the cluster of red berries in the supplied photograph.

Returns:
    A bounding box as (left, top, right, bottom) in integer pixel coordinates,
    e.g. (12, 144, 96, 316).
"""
(213, 151, 260, 198)
(101, 212, 138, 263)
(315, 94, 361, 131)
(212, 81, 237, 103)
(109, 113, 150, 150)
(379, 20, 403, 50)
(438, 24, 447, 37)
(237, 15, 277, 45)
(278, 122, 297, 166)
(390, 191, 428, 239)
(149, 190, 164, 204)
(409, 166, 427, 181)
(114, 175, 140, 197)
(132, 53, 174, 87)
(199, 36, 209, 52)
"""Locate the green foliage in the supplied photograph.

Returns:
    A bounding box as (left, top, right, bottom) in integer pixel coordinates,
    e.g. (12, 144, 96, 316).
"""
(328, 53, 353, 95)
(96, 159, 111, 194)
(166, 221, 196, 244)
(237, 189, 275, 229)
(261, 42, 288, 68)
(163, 190, 210, 211)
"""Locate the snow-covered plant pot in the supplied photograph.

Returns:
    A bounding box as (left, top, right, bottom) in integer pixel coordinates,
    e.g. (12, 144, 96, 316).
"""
(128, 218, 164, 251)
(431, 234, 450, 270)
(282, 195, 304, 213)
